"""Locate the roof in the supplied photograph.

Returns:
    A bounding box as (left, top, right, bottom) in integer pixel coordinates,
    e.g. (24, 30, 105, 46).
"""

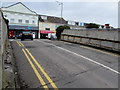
(2, 2, 37, 15)
(39, 15, 67, 24)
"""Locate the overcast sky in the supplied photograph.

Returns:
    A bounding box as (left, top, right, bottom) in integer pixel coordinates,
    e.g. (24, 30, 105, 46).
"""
(1, 0, 118, 28)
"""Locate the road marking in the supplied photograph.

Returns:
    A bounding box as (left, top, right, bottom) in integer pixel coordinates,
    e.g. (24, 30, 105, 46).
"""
(22, 49, 49, 90)
(16, 41, 21, 47)
(80, 46, 120, 57)
(10, 39, 14, 41)
(38, 40, 120, 74)
(20, 41, 58, 89)
(25, 48, 58, 90)
(19, 41, 24, 47)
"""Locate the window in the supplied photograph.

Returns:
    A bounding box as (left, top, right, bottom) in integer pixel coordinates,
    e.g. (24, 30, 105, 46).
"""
(10, 19, 14, 23)
(45, 28, 50, 30)
(4, 15, 7, 17)
(32, 21, 34, 24)
(25, 20, 29, 24)
(75, 22, 79, 26)
(18, 19, 22, 23)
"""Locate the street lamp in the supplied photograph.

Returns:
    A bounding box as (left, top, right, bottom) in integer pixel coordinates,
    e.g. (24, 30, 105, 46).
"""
(56, 1, 63, 24)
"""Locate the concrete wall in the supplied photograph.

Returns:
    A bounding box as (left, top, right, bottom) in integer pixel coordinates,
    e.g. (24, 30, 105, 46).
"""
(1, 13, 8, 54)
(61, 29, 120, 52)
(0, 9, 8, 89)
(63, 29, 119, 41)
(0, 10, 16, 89)
(1, 10, 19, 89)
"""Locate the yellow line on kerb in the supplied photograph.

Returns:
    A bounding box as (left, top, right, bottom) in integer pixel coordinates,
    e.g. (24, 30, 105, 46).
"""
(81, 46, 120, 57)
(25, 48, 58, 90)
(22, 49, 49, 90)
(17, 41, 22, 47)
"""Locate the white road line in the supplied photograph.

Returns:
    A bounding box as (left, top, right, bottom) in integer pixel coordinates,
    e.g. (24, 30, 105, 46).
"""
(36, 40, 120, 74)
(10, 39, 14, 41)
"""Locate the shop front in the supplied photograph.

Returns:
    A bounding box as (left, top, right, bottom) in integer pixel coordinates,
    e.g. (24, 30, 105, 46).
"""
(40, 30, 56, 39)
(9, 25, 39, 39)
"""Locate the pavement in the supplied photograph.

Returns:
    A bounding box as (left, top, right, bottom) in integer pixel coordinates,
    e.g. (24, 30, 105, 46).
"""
(11, 39, 119, 89)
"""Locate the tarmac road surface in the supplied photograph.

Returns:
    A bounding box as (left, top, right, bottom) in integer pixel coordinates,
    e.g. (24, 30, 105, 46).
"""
(10, 39, 119, 89)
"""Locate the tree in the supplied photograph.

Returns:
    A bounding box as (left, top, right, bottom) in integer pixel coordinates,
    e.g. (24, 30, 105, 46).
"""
(56, 25, 70, 40)
(86, 23, 99, 29)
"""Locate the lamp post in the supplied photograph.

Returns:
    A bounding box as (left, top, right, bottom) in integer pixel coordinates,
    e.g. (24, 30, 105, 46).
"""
(56, 1, 63, 24)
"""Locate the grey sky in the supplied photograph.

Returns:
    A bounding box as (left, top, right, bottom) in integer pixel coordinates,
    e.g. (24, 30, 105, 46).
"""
(1, 1, 118, 28)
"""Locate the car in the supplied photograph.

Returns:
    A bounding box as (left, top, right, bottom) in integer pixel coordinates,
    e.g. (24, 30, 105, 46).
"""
(21, 31, 33, 41)
(16, 34, 22, 39)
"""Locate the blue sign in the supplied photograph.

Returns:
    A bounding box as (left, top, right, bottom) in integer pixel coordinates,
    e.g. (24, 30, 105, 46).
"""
(27, 26, 31, 30)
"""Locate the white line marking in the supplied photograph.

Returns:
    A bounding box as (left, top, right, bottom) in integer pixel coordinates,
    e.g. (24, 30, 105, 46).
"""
(36, 40, 120, 74)
(10, 39, 14, 41)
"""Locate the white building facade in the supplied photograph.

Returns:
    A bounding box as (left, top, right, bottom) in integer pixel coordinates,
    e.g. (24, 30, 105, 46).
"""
(67, 20, 85, 29)
(2, 2, 39, 38)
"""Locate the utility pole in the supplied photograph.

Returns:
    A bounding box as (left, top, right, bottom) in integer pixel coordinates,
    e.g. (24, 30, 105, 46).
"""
(56, 1, 63, 25)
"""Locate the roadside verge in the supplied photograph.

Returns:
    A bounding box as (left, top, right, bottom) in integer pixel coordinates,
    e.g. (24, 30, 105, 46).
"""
(2, 40, 20, 89)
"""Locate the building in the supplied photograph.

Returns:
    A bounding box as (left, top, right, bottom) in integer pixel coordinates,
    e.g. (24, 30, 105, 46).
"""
(2, 2, 39, 39)
(67, 20, 86, 29)
(39, 15, 67, 38)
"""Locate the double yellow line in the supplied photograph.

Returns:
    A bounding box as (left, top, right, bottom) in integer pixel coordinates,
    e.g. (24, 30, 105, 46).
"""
(17, 41, 24, 47)
(17, 41, 58, 90)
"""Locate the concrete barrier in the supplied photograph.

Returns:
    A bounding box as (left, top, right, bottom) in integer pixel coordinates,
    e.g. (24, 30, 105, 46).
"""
(63, 29, 119, 41)
(61, 34, 120, 52)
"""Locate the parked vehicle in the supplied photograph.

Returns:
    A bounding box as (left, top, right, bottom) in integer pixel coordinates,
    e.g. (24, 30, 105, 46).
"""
(21, 31, 33, 41)
(48, 33, 57, 40)
(16, 34, 22, 39)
